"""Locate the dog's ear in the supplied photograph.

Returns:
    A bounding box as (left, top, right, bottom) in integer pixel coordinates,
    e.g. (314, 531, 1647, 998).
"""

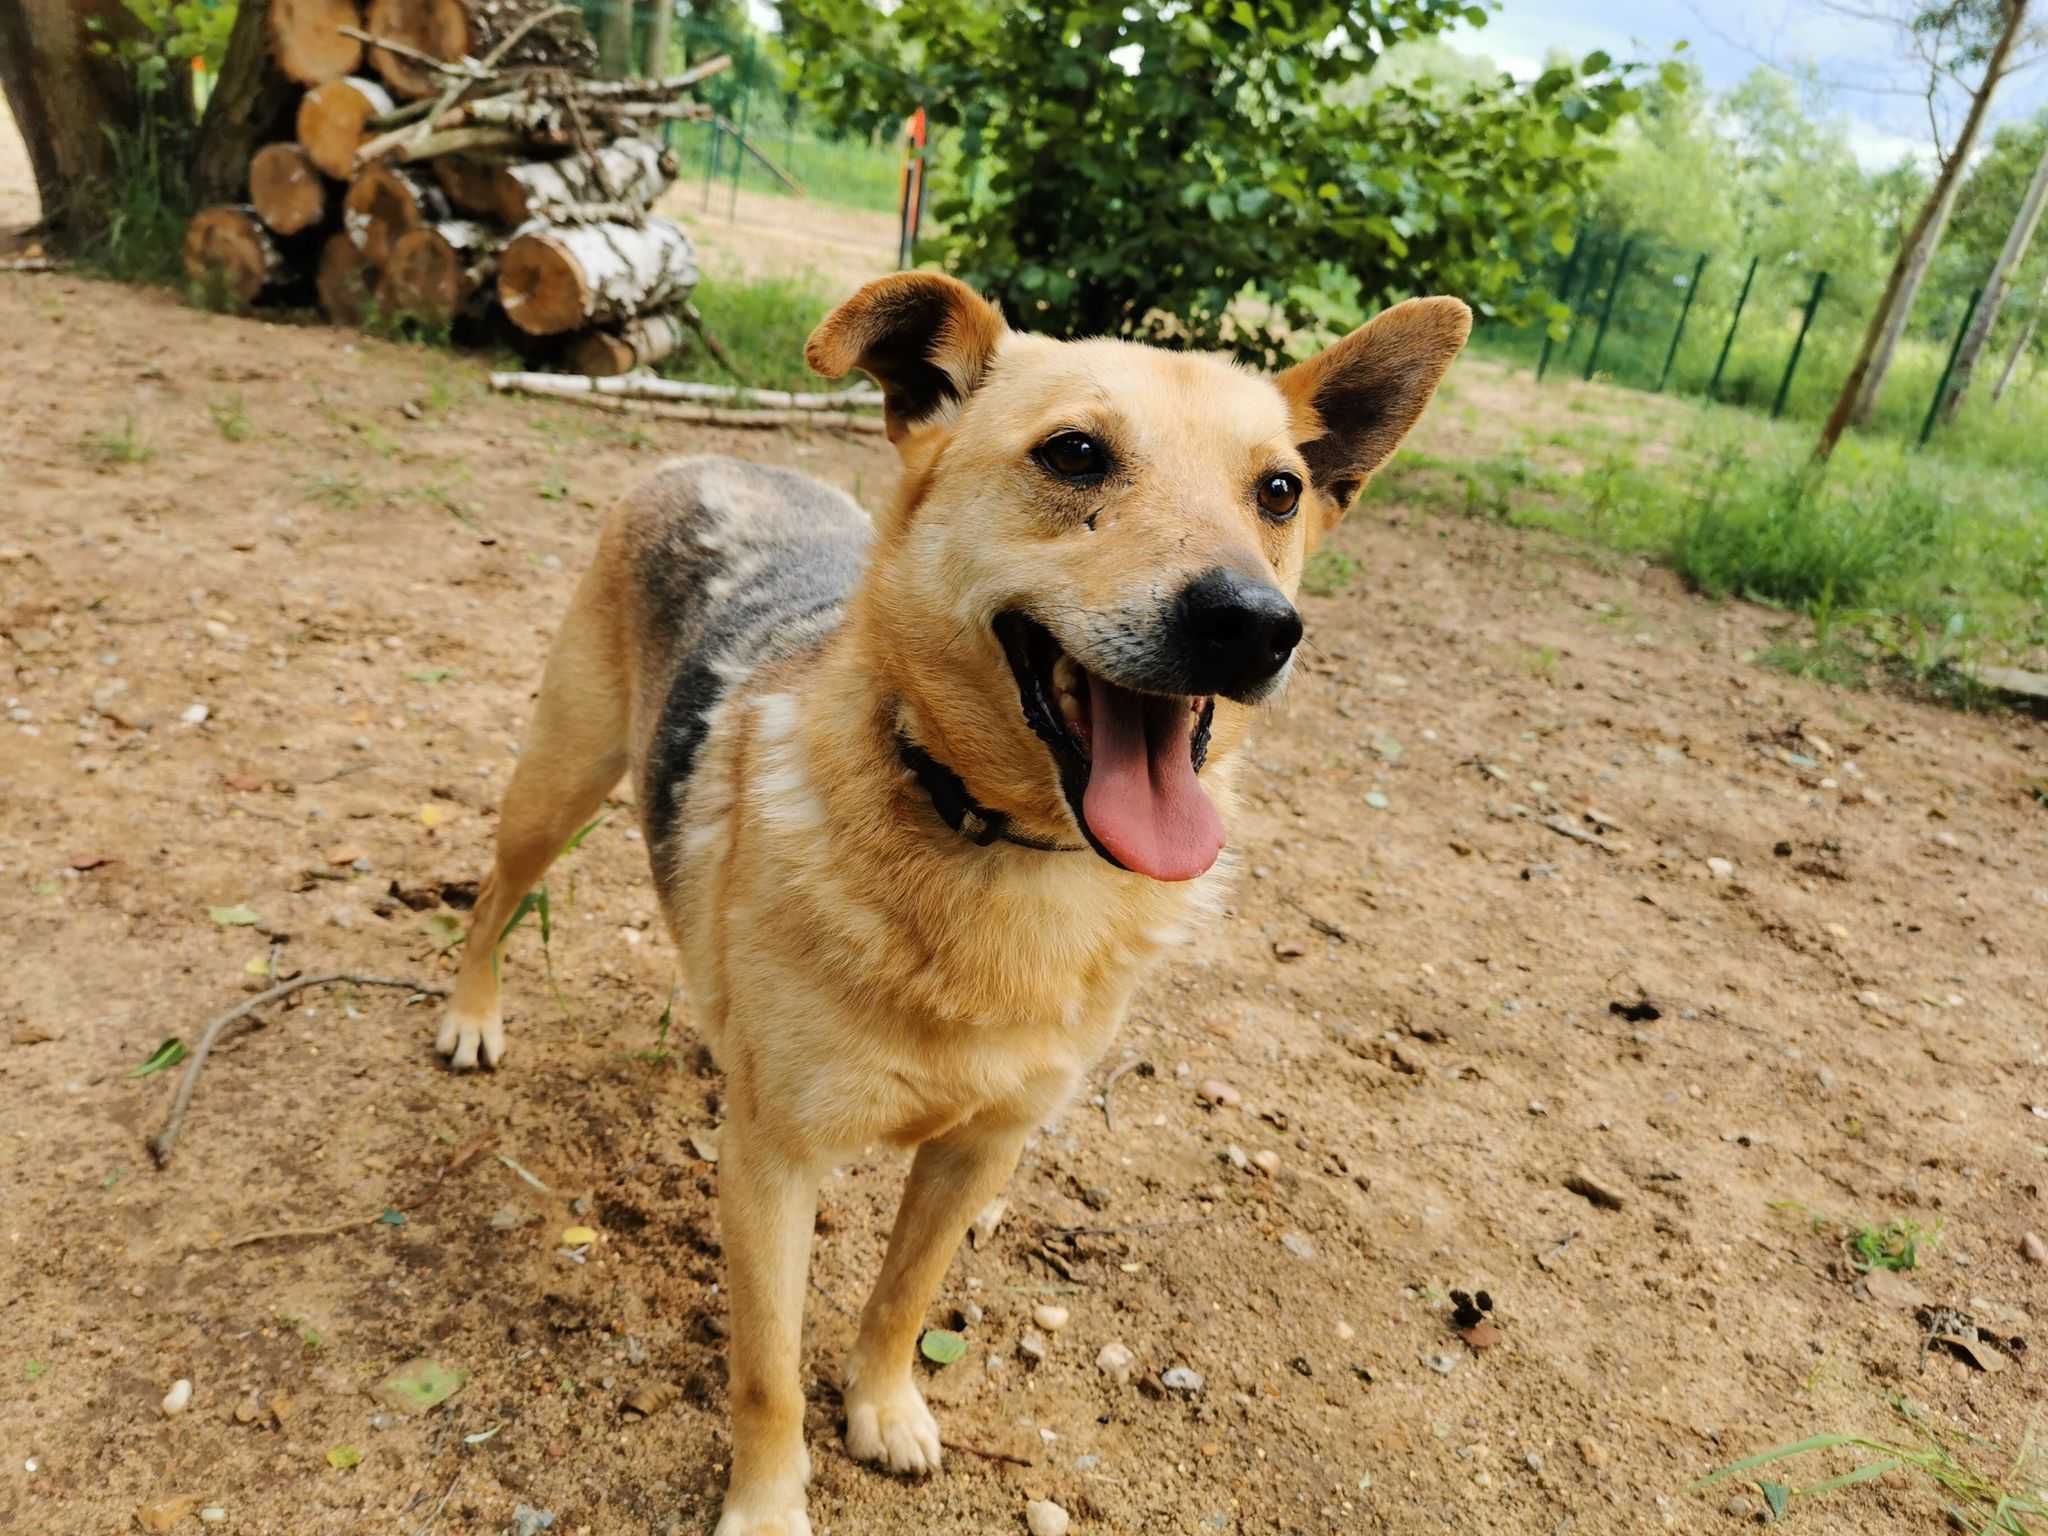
(1275, 297, 1471, 535)
(805, 273, 1008, 446)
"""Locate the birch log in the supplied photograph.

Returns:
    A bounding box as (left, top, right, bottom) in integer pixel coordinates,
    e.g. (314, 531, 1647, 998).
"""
(497, 217, 698, 336)
(492, 138, 676, 225)
(184, 207, 286, 306)
(249, 143, 328, 236)
(344, 162, 449, 265)
(569, 312, 689, 376)
(362, 0, 596, 98)
(316, 232, 381, 325)
(431, 153, 509, 217)
(383, 221, 500, 325)
(298, 75, 395, 179)
(268, 0, 365, 86)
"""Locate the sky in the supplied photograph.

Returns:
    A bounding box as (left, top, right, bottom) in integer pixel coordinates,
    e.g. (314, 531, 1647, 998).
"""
(1448, 0, 2048, 168)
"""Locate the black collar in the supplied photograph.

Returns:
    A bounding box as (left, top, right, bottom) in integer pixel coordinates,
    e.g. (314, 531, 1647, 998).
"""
(895, 732, 1085, 853)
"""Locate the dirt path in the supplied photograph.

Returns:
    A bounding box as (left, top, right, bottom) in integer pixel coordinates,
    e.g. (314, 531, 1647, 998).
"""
(3, 273, 2046, 1536)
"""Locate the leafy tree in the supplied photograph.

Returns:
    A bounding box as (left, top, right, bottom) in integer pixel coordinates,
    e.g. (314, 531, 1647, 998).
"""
(777, 0, 1650, 359)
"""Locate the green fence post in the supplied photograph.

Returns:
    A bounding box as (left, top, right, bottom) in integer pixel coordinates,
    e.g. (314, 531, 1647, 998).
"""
(1920, 284, 1983, 446)
(1657, 251, 1709, 393)
(726, 40, 752, 220)
(1770, 270, 1829, 420)
(1707, 253, 1759, 401)
(1582, 236, 1636, 383)
(1535, 226, 1588, 382)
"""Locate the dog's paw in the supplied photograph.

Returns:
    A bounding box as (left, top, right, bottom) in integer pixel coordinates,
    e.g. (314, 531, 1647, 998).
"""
(434, 1006, 505, 1070)
(711, 1488, 811, 1536)
(843, 1376, 942, 1476)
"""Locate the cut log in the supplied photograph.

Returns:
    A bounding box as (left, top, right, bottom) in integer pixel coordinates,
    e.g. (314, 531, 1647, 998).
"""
(249, 143, 328, 236)
(316, 231, 382, 324)
(362, 0, 595, 98)
(383, 220, 500, 326)
(493, 138, 676, 225)
(431, 153, 510, 216)
(569, 312, 689, 376)
(343, 162, 449, 265)
(268, 0, 365, 85)
(498, 217, 698, 336)
(183, 206, 286, 306)
(298, 75, 395, 178)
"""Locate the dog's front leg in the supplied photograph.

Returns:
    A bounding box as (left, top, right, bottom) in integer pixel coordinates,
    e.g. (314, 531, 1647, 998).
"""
(842, 1116, 1030, 1476)
(714, 1115, 822, 1536)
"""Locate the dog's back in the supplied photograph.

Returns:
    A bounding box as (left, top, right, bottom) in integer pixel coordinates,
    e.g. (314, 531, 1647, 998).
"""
(610, 456, 873, 884)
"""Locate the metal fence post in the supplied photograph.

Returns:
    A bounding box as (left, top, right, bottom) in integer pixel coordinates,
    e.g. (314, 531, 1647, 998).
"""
(1535, 226, 1589, 382)
(1770, 270, 1829, 420)
(1582, 236, 1636, 383)
(1707, 253, 1760, 401)
(1920, 284, 1983, 446)
(726, 39, 751, 220)
(1658, 251, 1709, 393)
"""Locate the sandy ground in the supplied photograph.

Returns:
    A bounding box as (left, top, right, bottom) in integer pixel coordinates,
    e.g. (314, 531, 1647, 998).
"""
(5, 102, 2048, 1536)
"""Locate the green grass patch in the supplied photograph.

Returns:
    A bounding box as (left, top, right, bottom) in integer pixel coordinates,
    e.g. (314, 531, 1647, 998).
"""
(658, 271, 840, 392)
(1300, 548, 1359, 597)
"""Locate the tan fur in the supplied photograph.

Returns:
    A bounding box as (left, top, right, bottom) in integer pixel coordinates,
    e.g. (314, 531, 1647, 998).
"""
(435, 273, 1468, 1534)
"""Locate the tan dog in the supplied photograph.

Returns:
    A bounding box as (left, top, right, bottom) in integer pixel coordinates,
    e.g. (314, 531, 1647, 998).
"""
(434, 273, 1468, 1534)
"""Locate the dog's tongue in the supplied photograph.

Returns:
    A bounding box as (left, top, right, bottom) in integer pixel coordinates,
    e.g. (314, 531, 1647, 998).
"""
(1081, 678, 1223, 881)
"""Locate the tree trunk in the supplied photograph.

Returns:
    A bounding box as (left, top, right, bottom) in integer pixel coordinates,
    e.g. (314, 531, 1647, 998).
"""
(250, 144, 330, 235)
(344, 163, 449, 263)
(0, 1, 146, 235)
(492, 138, 675, 223)
(1992, 266, 2048, 403)
(299, 76, 397, 178)
(268, 0, 366, 86)
(1848, 169, 1963, 425)
(193, 0, 303, 206)
(497, 217, 697, 334)
(316, 231, 382, 323)
(184, 206, 287, 304)
(384, 220, 501, 324)
(1816, 0, 2030, 460)
(646, 0, 673, 77)
(570, 310, 688, 375)
(1943, 132, 2048, 420)
(599, 0, 637, 76)
(363, 0, 597, 98)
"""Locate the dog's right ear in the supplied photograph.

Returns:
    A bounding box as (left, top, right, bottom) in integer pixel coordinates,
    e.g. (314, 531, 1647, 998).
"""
(805, 273, 1008, 446)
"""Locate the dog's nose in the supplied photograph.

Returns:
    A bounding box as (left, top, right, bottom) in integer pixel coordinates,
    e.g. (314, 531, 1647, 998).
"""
(1174, 567, 1303, 699)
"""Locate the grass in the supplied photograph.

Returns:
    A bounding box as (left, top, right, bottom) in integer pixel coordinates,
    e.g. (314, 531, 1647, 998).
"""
(1300, 548, 1359, 597)
(1382, 399, 2048, 699)
(209, 395, 250, 442)
(658, 270, 840, 393)
(80, 415, 153, 466)
(1694, 1398, 2047, 1531)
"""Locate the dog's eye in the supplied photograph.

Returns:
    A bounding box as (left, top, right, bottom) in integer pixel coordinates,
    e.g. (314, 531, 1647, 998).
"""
(1034, 431, 1109, 484)
(1256, 472, 1302, 523)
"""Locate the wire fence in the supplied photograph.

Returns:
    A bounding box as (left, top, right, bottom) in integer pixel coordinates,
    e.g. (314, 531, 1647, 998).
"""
(1492, 222, 2027, 448)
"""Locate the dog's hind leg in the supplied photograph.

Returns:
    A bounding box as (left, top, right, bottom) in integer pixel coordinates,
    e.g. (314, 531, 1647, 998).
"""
(841, 1116, 1031, 1475)
(436, 560, 628, 1069)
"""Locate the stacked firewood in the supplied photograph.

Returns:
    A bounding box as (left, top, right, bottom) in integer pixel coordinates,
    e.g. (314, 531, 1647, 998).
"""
(181, 0, 728, 375)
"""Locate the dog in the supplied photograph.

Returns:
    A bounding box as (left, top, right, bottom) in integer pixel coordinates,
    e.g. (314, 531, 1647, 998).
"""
(433, 272, 1468, 1534)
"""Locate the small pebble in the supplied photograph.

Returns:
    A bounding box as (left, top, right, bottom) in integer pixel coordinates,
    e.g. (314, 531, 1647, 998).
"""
(1161, 1365, 1205, 1393)
(2022, 1232, 2047, 1267)
(1705, 856, 1734, 880)
(1280, 1231, 1316, 1260)
(1523, 1452, 1543, 1474)
(161, 1379, 192, 1416)
(511, 1507, 557, 1536)
(199, 1511, 227, 1526)
(1025, 1499, 1071, 1536)
(1364, 791, 1390, 811)
(180, 704, 209, 726)
(963, 1301, 985, 1326)
(1334, 1320, 1356, 1342)
(1197, 1078, 1241, 1108)
(1018, 1330, 1047, 1363)
(1033, 1305, 1070, 1332)
(1250, 1149, 1280, 1177)
(1222, 1144, 1249, 1171)
(1577, 1436, 1608, 1468)
(1423, 1353, 1459, 1376)
(1096, 1341, 1135, 1383)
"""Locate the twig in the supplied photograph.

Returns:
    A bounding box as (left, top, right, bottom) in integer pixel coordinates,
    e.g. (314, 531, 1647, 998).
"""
(407, 3, 579, 157)
(488, 370, 881, 410)
(300, 762, 369, 786)
(571, 56, 732, 97)
(411, 1468, 462, 1536)
(942, 1439, 1034, 1469)
(497, 1152, 551, 1192)
(681, 302, 744, 382)
(1100, 1054, 1142, 1135)
(149, 973, 449, 1167)
(222, 1212, 379, 1248)
(340, 26, 485, 78)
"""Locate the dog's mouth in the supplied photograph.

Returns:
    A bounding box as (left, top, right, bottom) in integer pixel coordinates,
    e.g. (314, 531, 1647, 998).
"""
(994, 613, 1223, 882)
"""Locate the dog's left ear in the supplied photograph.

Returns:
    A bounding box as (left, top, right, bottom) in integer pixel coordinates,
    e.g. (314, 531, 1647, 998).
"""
(1275, 297, 1471, 534)
(806, 272, 1009, 446)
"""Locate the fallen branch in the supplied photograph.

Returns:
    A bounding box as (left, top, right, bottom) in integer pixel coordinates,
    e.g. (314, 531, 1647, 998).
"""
(150, 972, 449, 1167)
(222, 1212, 380, 1248)
(941, 1439, 1034, 1470)
(489, 370, 882, 411)
(711, 116, 805, 196)
(1100, 1054, 1143, 1135)
(517, 394, 888, 433)
(1, 257, 64, 273)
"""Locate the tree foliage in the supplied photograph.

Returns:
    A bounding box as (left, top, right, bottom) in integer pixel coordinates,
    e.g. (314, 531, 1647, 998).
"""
(777, 0, 1653, 358)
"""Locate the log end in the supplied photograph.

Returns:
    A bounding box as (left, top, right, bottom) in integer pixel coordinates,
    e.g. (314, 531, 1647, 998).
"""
(184, 207, 277, 307)
(498, 230, 590, 337)
(384, 228, 465, 328)
(362, 0, 467, 98)
(298, 77, 386, 180)
(568, 331, 638, 377)
(250, 144, 327, 237)
(316, 233, 381, 327)
(269, 0, 367, 87)
(343, 164, 426, 267)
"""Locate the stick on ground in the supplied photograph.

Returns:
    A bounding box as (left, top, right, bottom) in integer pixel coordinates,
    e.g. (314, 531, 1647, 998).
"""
(150, 972, 448, 1167)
